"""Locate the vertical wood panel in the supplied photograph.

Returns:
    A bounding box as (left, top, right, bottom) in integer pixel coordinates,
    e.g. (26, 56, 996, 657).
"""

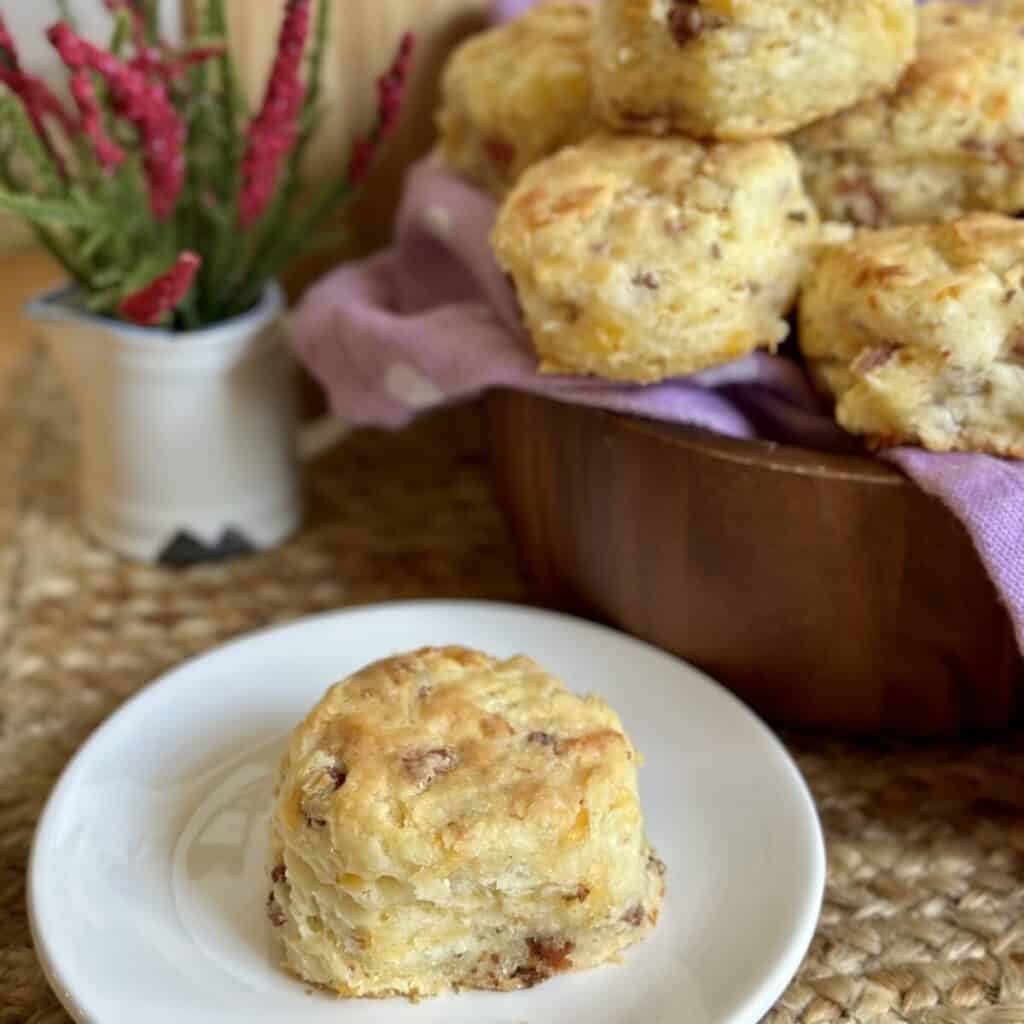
(212, 0, 490, 287)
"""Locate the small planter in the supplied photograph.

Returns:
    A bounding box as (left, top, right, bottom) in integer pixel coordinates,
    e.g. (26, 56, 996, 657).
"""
(27, 281, 303, 565)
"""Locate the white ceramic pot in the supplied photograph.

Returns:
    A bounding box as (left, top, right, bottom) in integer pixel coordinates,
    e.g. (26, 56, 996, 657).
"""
(26, 281, 304, 565)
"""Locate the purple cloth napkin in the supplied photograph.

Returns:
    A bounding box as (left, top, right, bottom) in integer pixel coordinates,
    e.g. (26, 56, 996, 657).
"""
(495, 0, 557, 16)
(291, 4, 1024, 655)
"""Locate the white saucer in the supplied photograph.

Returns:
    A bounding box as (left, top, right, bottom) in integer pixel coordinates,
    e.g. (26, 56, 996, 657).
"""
(29, 600, 823, 1024)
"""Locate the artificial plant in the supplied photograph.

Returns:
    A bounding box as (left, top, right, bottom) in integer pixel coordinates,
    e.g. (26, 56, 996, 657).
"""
(0, 0, 413, 327)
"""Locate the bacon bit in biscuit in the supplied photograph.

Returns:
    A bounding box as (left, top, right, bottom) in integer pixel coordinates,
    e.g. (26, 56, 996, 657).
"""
(710, 242, 722, 259)
(526, 728, 570, 755)
(267, 891, 286, 927)
(961, 138, 992, 158)
(633, 271, 660, 290)
(997, 140, 1024, 167)
(560, 302, 582, 324)
(527, 937, 575, 970)
(402, 746, 458, 789)
(564, 884, 590, 903)
(836, 178, 886, 228)
(1004, 289, 1017, 304)
(271, 863, 287, 884)
(1010, 330, 1024, 356)
(327, 763, 348, 790)
(648, 853, 667, 876)
(623, 904, 646, 927)
(668, 1, 725, 45)
(852, 345, 897, 375)
(484, 136, 517, 170)
(614, 104, 661, 125)
(304, 812, 327, 828)
(511, 965, 546, 987)
(527, 730, 559, 748)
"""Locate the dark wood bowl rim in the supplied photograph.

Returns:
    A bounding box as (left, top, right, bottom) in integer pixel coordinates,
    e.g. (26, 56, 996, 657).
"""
(532, 397, 909, 488)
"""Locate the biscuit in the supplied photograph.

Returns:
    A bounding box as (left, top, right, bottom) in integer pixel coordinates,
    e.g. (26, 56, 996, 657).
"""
(592, 0, 916, 141)
(436, 1, 595, 198)
(267, 646, 665, 999)
(799, 213, 1024, 457)
(491, 133, 819, 383)
(795, 2, 1024, 227)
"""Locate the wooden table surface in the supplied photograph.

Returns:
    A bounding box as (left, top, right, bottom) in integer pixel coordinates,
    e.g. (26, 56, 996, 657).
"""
(0, 248, 61, 400)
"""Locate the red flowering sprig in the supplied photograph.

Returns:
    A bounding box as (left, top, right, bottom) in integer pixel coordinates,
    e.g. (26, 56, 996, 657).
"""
(131, 41, 226, 82)
(103, 1, 224, 82)
(48, 22, 185, 220)
(228, 28, 415, 318)
(69, 67, 125, 171)
(348, 32, 414, 185)
(238, 0, 311, 228)
(119, 250, 200, 325)
(0, 15, 74, 175)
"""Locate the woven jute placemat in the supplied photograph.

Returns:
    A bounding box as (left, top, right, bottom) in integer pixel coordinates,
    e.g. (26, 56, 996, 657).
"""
(2, 349, 1023, 1024)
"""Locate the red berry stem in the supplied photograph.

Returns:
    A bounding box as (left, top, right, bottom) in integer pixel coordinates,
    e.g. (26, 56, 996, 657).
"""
(348, 32, 414, 185)
(225, 29, 415, 321)
(69, 70, 125, 171)
(238, 0, 311, 228)
(48, 21, 186, 220)
(0, 14, 73, 176)
(119, 251, 201, 326)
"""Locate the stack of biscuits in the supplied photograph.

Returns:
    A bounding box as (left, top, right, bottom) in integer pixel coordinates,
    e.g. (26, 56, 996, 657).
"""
(436, 0, 1024, 458)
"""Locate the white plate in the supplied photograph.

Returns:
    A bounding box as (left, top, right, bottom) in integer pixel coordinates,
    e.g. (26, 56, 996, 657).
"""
(30, 600, 824, 1024)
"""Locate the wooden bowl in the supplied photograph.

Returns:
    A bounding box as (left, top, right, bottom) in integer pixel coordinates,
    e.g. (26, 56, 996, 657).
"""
(485, 390, 1023, 737)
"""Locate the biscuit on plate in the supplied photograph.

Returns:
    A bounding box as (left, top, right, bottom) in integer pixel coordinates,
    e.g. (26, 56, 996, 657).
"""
(437, 0, 595, 198)
(799, 213, 1024, 457)
(491, 133, 819, 383)
(591, 0, 916, 141)
(267, 646, 665, 999)
(795, 2, 1024, 227)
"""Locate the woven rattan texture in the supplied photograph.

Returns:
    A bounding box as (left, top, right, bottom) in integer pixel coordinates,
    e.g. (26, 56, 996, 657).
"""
(2, 351, 1023, 1024)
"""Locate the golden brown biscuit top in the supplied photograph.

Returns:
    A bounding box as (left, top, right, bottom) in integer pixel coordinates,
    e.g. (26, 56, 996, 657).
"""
(497, 133, 808, 241)
(801, 213, 1024, 367)
(276, 647, 640, 876)
(828, 214, 1024, 292)
(442, 0, 593, 99)
(796, 2, 1024, 155)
